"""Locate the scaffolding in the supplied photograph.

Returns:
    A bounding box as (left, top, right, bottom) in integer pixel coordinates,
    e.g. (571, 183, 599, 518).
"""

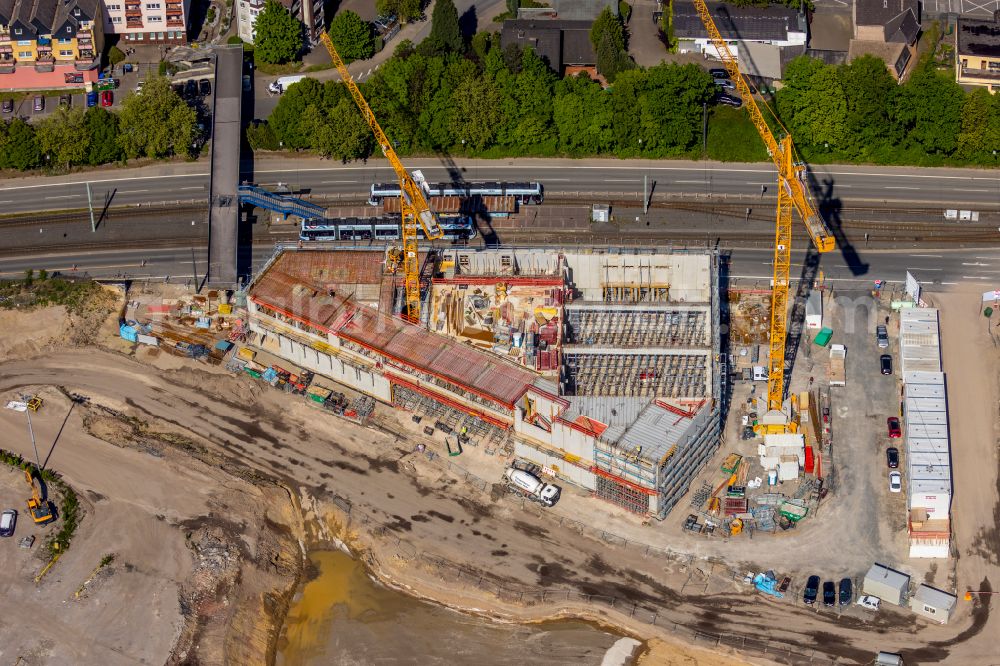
(393, 385, 513, 453)
(563, 352, 707, 398)
(595, 475, 650, 514)
(601, 283, 670, 303)
(565, 308, 707, 348)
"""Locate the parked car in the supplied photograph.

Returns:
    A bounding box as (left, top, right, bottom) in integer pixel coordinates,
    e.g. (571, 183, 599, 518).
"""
(715, 78, 737, 91)
(887, 416, 901, 438)
(876, 324, 889, 348)
(86, 90, 98, 107)
(199, 78, 212, 95)
(889, 471, 902, 493)
(59, 94, 71, 107)
(803, 575, 820, 604)
(33, 95, 44, 112)
(135, 80, 145, 94)
(880, 354, 893, 375)
(822, 581, 836, 607)
(101, 90, 113, 107)
(715, 93, 743, 108)
(0, 509, 16, 537)
(1, 98, 12, 113)
(184, 79, 198, 98)
(839, 578, 852, 606)
(857, 595, 881, 611)
(887, 447, 899, 469)
(242, 74, 251, 92)
(708, 67, 728, 79)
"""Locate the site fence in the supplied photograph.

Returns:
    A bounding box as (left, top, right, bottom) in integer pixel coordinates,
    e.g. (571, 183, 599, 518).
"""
(329, 491, 834, 665)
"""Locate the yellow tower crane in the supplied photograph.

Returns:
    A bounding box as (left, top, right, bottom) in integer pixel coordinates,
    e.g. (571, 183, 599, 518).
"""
(692, 0, 836, 430)
(320, 33, 444, 323)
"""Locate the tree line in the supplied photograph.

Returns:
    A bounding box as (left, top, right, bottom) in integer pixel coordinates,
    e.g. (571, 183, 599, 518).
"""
(0, 75, 197, 172)
(256, 34, 717, 159)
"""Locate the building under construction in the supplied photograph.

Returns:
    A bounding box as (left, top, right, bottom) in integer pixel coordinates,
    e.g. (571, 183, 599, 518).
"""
(245, 246, 722, 519)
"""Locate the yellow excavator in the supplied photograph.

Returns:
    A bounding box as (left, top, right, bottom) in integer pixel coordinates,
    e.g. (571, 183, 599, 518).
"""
(25, 466, 54, 525)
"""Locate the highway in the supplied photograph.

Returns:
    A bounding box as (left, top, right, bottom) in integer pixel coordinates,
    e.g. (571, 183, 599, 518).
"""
(3, 157, 1000, 215)
(1, 243, 998, 292)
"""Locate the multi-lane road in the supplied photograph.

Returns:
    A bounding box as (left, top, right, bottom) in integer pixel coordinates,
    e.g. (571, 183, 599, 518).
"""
(3, 157, 1000, 214)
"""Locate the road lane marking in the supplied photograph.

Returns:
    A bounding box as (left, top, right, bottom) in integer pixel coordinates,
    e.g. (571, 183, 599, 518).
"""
(962, 262, 988, 266)
(912, 254, 942, 257)
(885, 186, 919, 190)
(120, 189, 149, 193)
(44, 195, 77, 199)
(962, 275, 991, 279)
(914, 268, 942, 271)
(179, 186, 204, 190)
(2, 172, 210, 190)
(953, 188, 993, 192)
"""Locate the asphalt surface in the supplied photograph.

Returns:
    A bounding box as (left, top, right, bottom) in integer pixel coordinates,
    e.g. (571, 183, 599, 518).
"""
(4, 157, 1000, 215)
(2, 245, 998, 292)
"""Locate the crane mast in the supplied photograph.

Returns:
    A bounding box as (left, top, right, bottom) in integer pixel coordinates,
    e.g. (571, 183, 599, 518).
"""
(320, 33, 443, 323)
(691, 0, 836, 420)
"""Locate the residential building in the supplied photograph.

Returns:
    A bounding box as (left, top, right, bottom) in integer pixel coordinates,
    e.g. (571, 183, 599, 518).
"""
(101, 0, 188, 44)
(237, 0, 322, 46)
(672, 1, 807, 66)
(0, 0, 103, 88)
(955, 13, 1000, 93)
(245, 247, 722, 519)
(848, 0, 920, 80)
(500, 19, 596, 74)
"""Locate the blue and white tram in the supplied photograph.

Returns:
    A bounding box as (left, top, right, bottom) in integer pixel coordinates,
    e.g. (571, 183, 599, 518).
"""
(367, 181, 544, 206)
(300, 216, 477, 242)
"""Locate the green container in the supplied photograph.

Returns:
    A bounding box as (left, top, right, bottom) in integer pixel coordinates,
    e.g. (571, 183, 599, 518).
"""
(245, 369, 262, 379)
(309, 393, 326, 403)
(813, 327, 833, 347)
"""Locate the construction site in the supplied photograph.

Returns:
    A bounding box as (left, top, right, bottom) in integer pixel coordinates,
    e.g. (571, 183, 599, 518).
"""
(234, 245, 722, 519)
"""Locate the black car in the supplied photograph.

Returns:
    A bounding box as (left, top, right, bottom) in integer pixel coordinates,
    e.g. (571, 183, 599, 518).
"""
(887, 447, 900, 469)
(822, 581, 836, 607)
(708, 67, 728, 79)
(880, 354, 893, 375)
(184, 79, 198, 98)
(0, 509, 16, 537)
(1, 98, 12, 114)
(839, 578, 852, 606)
(199, 78, 212, 96)
(715, 78, 737, 91)
(715, 93, 743, 108)
(803, 575, 820, 604)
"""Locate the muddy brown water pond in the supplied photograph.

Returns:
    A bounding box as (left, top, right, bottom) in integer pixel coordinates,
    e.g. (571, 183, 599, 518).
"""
(277, 550, 642, 666)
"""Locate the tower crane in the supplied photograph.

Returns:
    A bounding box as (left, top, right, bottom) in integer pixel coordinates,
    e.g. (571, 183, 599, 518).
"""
(692, 0, 836, 431)
(319, 33, 443, 323)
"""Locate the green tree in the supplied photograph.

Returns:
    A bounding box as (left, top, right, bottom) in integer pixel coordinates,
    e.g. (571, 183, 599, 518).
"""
(428, 0, 463, 54)
(776, 56, 848, 150)
(894, 64, 964, 155)
(301, 97, 372, 160)
(84, 107, 123, 165)
(254, 0, 303, 64)
(376, 0, 422, 23)
(117, 76, 197, 159)
(36, 106, 91, 168)
(247, 120, 281, 150)
(838, 55, 899, 159)
(328, 10, 376, 63)
(471, 31, 494, 61)
(449, 73, 502, 150)
(590, 7, 635, 82)
(269, 77, 325, 148)
(0, 118, 42, 170)
(956, 87, 1000, 161)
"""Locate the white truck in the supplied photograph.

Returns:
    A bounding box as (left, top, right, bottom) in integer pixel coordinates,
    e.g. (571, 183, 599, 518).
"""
(828, 344, 846, 387)
(504, 467, 561, 507)
(268, 75, 307, 94)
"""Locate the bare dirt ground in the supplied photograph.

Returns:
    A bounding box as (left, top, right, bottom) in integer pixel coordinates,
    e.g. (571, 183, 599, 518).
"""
(0, 279, 996, 665)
